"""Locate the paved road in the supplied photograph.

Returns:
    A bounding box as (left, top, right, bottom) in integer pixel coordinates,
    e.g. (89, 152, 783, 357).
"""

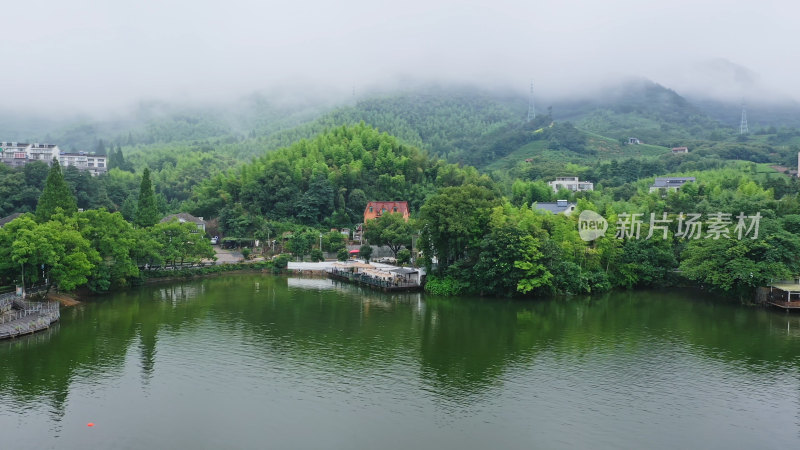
(213, 247, 243, 264)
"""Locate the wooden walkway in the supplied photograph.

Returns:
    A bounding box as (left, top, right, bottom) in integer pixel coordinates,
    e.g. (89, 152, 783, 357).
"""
(766, 300, 800, 311)
(762, 282, 800, 311)
(0, 293, 60, 340)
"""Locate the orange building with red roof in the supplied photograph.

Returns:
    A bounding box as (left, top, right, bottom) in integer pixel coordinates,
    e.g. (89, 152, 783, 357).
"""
(364, 201, 410, 223)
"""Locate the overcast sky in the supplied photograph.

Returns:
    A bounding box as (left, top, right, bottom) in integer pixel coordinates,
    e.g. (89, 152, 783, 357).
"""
(3, 0, 797, 113)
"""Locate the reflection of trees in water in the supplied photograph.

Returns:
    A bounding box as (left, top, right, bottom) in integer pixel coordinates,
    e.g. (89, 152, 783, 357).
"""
(157, 283, 205, 304)
(0, 283, 215, 414)
(3, 277, 800, 420)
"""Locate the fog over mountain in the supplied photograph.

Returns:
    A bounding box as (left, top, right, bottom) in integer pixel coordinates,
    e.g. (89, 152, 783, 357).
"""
(1, 0, 797, 116)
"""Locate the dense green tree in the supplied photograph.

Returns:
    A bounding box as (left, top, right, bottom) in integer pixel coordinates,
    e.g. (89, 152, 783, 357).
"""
(359, 244, 373, 261)
(23, 161, 50, 190)
(396, 248, 411, 266)
(364, 212, 413, 258)
(35, 159, 77, 223)
(287, 230, 315, 259)
(419, 183, 501, 271)
(1, 214, 98, 291)
(296, 174, 334, 225)
(322, 231, 346, 253)
(120, 194, 137, 221)
(135, 168, 160, 228)
(150, 220, 214, 266)
(76, 209, 140, 292)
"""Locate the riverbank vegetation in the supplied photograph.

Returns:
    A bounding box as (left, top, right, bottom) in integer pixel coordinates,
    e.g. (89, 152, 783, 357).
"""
(0, 161, 215, 293)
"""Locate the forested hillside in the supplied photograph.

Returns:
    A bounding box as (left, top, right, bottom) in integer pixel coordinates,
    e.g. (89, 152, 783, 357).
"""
(185, 123, 494, 229)
(3, 81, 800, 228)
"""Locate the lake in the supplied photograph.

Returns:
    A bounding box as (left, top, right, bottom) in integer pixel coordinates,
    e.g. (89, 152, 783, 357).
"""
(2, 274, 800, 449)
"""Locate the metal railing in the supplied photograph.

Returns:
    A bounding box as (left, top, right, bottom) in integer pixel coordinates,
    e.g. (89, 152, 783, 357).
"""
(0, 298, 60, 325)
(0, 296, 14, 311)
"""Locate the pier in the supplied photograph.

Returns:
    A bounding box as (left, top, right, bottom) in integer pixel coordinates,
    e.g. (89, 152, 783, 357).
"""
(326, 262, 422, 292)
(762, 282, 800, 311)
(0, 291, 60, 339)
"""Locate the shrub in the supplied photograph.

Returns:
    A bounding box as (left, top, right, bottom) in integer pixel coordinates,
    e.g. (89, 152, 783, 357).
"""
(424, 275, 469, 296)
(273, 254, 290, 269)
(337, 248, 349, 261)
(310, 249, 324, 262)
(359, 244, 373, 261)
(396, 248, 411, 266)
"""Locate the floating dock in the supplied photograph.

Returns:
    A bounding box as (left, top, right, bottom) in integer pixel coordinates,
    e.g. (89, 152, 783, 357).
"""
(762, 282, 800, 311)
(326, 262, 422, 293)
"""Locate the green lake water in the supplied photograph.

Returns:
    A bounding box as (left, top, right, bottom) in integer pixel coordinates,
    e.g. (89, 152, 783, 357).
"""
(2, 274, 800, 449)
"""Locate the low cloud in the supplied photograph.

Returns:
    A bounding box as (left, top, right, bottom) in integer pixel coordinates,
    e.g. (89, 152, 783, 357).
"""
(1, 0, 797, 115)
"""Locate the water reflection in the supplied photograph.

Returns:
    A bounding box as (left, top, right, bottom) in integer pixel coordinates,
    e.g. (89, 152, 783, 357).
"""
(1, 275, 800, 448)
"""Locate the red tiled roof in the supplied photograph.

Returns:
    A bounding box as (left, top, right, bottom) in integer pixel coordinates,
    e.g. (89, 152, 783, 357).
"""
(365, 201, 408, 214)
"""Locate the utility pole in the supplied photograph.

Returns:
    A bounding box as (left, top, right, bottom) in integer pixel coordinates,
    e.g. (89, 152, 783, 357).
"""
(527, 80, 536, 122)
(740, 102, 749, 135)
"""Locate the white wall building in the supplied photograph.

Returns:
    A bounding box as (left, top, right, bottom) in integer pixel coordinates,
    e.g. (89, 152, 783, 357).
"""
(548, 177, 594, 193)
(58, 152, 107, 176)
(0, 141, 107, 175)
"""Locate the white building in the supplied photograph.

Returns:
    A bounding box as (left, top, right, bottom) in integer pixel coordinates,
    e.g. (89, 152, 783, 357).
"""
(58, 152, 107, 176)
(0, 142, 42, 168)
(25, 143, 60, 162)
(0, 141, 107, 175)
(548, 177, 594, 193)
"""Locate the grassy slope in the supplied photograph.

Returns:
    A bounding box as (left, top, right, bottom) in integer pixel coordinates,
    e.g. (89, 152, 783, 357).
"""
(486, 129, 670, 171)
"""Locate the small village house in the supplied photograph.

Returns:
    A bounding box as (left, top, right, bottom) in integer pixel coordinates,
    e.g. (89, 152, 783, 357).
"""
(533, 200, 576, 215)
(649, 177, 695, 193)
(160, 213, 206, 233)
(548, 177, 593, 193)
(364, 201, 410, 223)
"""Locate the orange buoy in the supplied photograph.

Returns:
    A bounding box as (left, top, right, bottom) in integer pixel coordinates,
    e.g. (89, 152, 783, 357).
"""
(87, 423, 94, 427)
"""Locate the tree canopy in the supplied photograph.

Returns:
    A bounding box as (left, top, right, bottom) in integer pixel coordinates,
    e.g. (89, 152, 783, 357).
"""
(35, 160, 77, 223)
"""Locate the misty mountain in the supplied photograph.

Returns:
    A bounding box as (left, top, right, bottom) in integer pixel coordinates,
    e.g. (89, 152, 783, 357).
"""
(4, 79, 799, 179)
(690, 97, 800, 129)
(548, 79, 730, 145)
(249, 85, 529, 166)
(0, 94, 330, 152)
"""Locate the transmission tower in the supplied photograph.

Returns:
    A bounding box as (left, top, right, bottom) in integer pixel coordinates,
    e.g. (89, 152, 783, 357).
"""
(527, 80, 536, 122)
(739, 102, 749, 135)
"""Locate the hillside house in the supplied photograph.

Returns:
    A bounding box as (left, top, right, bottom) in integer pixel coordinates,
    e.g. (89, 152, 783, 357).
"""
(160, 213, 206, 233)
(534, 200, 576, 215)
(649, 177, 695, 193)
(671, 146, 689, 154)
(364, 201, 410, 223)
(628, 137, 640, 144)
(548, 177, 594, 193)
